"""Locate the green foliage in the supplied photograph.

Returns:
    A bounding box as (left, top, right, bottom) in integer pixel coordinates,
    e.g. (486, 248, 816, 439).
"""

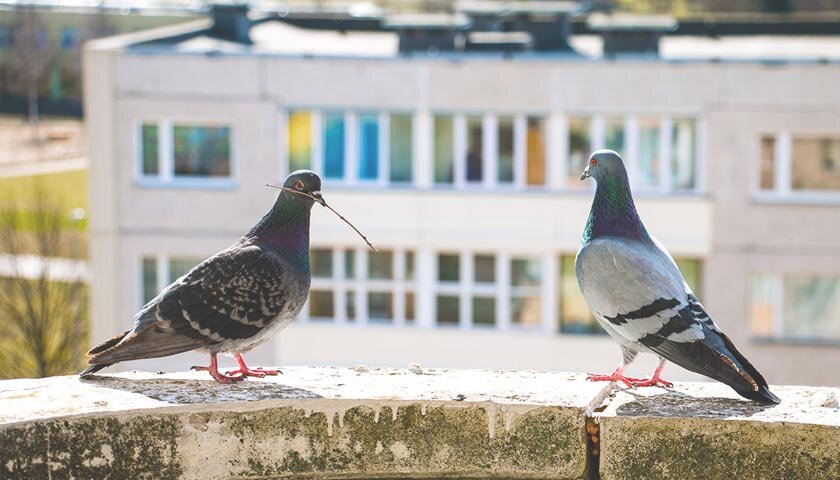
(0, 185, 88, 378)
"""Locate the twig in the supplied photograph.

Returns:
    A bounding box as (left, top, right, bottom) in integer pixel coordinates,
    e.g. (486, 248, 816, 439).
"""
(265, 184, 378, 252)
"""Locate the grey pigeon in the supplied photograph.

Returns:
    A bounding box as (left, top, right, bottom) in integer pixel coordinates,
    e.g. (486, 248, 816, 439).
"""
(575, 150, 779, 404)
(81, 170, 325, 383)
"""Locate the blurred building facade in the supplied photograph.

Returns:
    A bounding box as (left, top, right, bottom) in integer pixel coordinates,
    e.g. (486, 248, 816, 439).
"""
(85, 5, 840, 385)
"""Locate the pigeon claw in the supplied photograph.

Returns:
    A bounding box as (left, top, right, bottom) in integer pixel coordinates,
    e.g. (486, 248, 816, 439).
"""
(225, 367, 280, 378)
(586, 372, 651, 388)
(631, 377, 673, 388)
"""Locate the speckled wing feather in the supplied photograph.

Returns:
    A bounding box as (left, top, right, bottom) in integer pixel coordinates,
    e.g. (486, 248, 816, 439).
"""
(89, 243, 305, 365)
(155, 243, 305, 343)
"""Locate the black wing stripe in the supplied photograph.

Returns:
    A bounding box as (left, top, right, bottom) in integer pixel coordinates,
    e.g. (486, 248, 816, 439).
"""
(637, 304, 697, 348)
(604, 297, 681, 326)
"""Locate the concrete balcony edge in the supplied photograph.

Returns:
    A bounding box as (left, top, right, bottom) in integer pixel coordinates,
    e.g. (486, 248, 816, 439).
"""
(0, 367, 838, 480)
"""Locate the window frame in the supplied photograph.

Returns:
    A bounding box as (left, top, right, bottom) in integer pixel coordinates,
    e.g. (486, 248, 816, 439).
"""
(754, 131, 840, 204)
(134, 118, 237, 190)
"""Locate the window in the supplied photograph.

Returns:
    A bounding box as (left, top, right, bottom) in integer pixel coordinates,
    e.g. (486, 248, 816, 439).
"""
(472, 254, 497, 326)
(323, 112, 345, 179)
(558, 256, 599, 334)
(358, 112, 379, 180)
(139, 256, 203, 307)
(759, 136, 776, 190)
(671, 119, 696, 190)
(758, 133, 840, 196)
(435, 252, 461, 326)
(526, 117, 546, 186)
(637, 118, 660, 188)
(792, 138, 840, 191)
(498, 117, 515, 184)
(437, 254, 459, 283)
(434, 115, 454, 184)
(173, 125, 231, 177)
(510, 257, 541, 327)
(141, 123, 158, 175)
(60, 27, 79, 50)
(568, 117, 591, 188)
(138, 121, 232, 184)
(605, 118, 625, 156)
(308, 248, 415, 324)
(390, 114, 413, 183)
(466, 116, 483, 182)
(751, 274, 840, 341)
(288, 111, 312, 171)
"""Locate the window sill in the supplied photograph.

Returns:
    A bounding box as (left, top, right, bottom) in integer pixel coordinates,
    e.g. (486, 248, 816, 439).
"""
(752, 192, 840, 206)
(752, 336, 840, 348)
(135, 177, 238, 191)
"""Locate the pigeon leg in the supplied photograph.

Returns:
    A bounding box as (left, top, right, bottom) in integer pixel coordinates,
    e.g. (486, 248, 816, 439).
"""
(629, 358, 673, 388)
(224, 353, 281, 378)
(586, 364, 642, 388)
(191, 353, 245, 383)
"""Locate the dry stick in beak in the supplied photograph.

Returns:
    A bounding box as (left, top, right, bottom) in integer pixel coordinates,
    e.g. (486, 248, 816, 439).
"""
(265, 184, 378, 252)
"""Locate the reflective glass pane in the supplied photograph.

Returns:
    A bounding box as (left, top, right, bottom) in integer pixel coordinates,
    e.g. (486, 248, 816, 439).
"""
(358, 113, 379, 180)
(675, 258, 702, 297)
(168, 257, 202, 283)
(142, 257, 157, 304)
(438, 254, 459, 282)
(390, 114, 412, 183)
(511, 295, 541, 327)
(141, 123, 158, 176)
(783, 275, 840, 339)
(511, 258, 541, 287)
(474, 255, 495, 284)
(637, 118, 660, 188)
(791, 137, 840, 191)
(434, 115, 454, 184)
(568, 117, 590, 188)
(605, 118, 625, 156)
(346, 290, 356, 322)
(672, 119, 696, 190)
(405, 292, 415, 323)
(323, 112, 345, 179)
(526, 117, 546, 186)
(436, 295, 459, 325)
(344, 250, 355, 279)
(311, 249, 333, 278)
(760, 136, 776, 190)
(466, 116, 483, 182)
(498, 116, 514, 183)
(309, 290, 334, 318)
(288, 111, 312, 171)
(405, 251, 415, 280)
(559, 256, 600, 334)
(750, 276, 775, 337)
(368, 250, 393, 280)
(368, 292, 393, 322)
(473, 297, 496, 326)
(173, 125, 231, 177)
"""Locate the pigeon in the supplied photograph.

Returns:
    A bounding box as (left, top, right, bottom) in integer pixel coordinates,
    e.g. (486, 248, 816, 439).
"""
(81, 170, 326, 383)
(575, 150, 779, 404)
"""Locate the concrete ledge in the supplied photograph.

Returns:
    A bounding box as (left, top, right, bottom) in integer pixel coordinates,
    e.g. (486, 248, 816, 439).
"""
(0, 367, 837, 480)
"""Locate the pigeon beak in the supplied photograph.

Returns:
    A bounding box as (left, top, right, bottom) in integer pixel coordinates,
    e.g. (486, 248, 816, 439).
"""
(311, 191, 327, 207)
(580, 167, 591, 181)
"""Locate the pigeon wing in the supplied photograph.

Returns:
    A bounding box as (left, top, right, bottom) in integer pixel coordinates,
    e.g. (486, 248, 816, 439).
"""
(155, 243, 305, 343)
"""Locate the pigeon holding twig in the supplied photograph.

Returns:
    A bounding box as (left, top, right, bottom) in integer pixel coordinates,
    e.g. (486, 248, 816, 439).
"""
(82, 170, 373, 383)
(575, 150, 779, 404)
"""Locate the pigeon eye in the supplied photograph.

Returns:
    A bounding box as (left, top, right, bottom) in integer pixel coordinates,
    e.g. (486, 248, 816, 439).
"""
(294, 180, 304, 190)
(590, 159, 598, 166)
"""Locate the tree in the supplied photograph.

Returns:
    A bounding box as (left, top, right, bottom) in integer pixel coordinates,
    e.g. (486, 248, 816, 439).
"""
(11, 7, 54, 140)
(0, 187, 87, 379)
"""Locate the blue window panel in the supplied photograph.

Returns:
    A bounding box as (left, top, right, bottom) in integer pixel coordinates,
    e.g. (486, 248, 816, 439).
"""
(358, 113, 379, 180)
(323, 113, 345, 179)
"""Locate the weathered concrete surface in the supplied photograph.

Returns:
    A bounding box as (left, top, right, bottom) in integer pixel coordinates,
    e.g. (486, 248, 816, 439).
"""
(1, 367, 838, 480)
(595, 382, 840, 480)
(0, 367, 603, 480)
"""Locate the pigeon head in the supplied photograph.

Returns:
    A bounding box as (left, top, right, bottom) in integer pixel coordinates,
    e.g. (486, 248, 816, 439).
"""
(280, 170, 326, 207)
(579, 149, 628, 183)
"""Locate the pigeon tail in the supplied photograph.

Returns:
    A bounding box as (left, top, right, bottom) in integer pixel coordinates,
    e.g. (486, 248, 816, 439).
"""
(79, 362, 112, 377)
(84, 324, 206, 370)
